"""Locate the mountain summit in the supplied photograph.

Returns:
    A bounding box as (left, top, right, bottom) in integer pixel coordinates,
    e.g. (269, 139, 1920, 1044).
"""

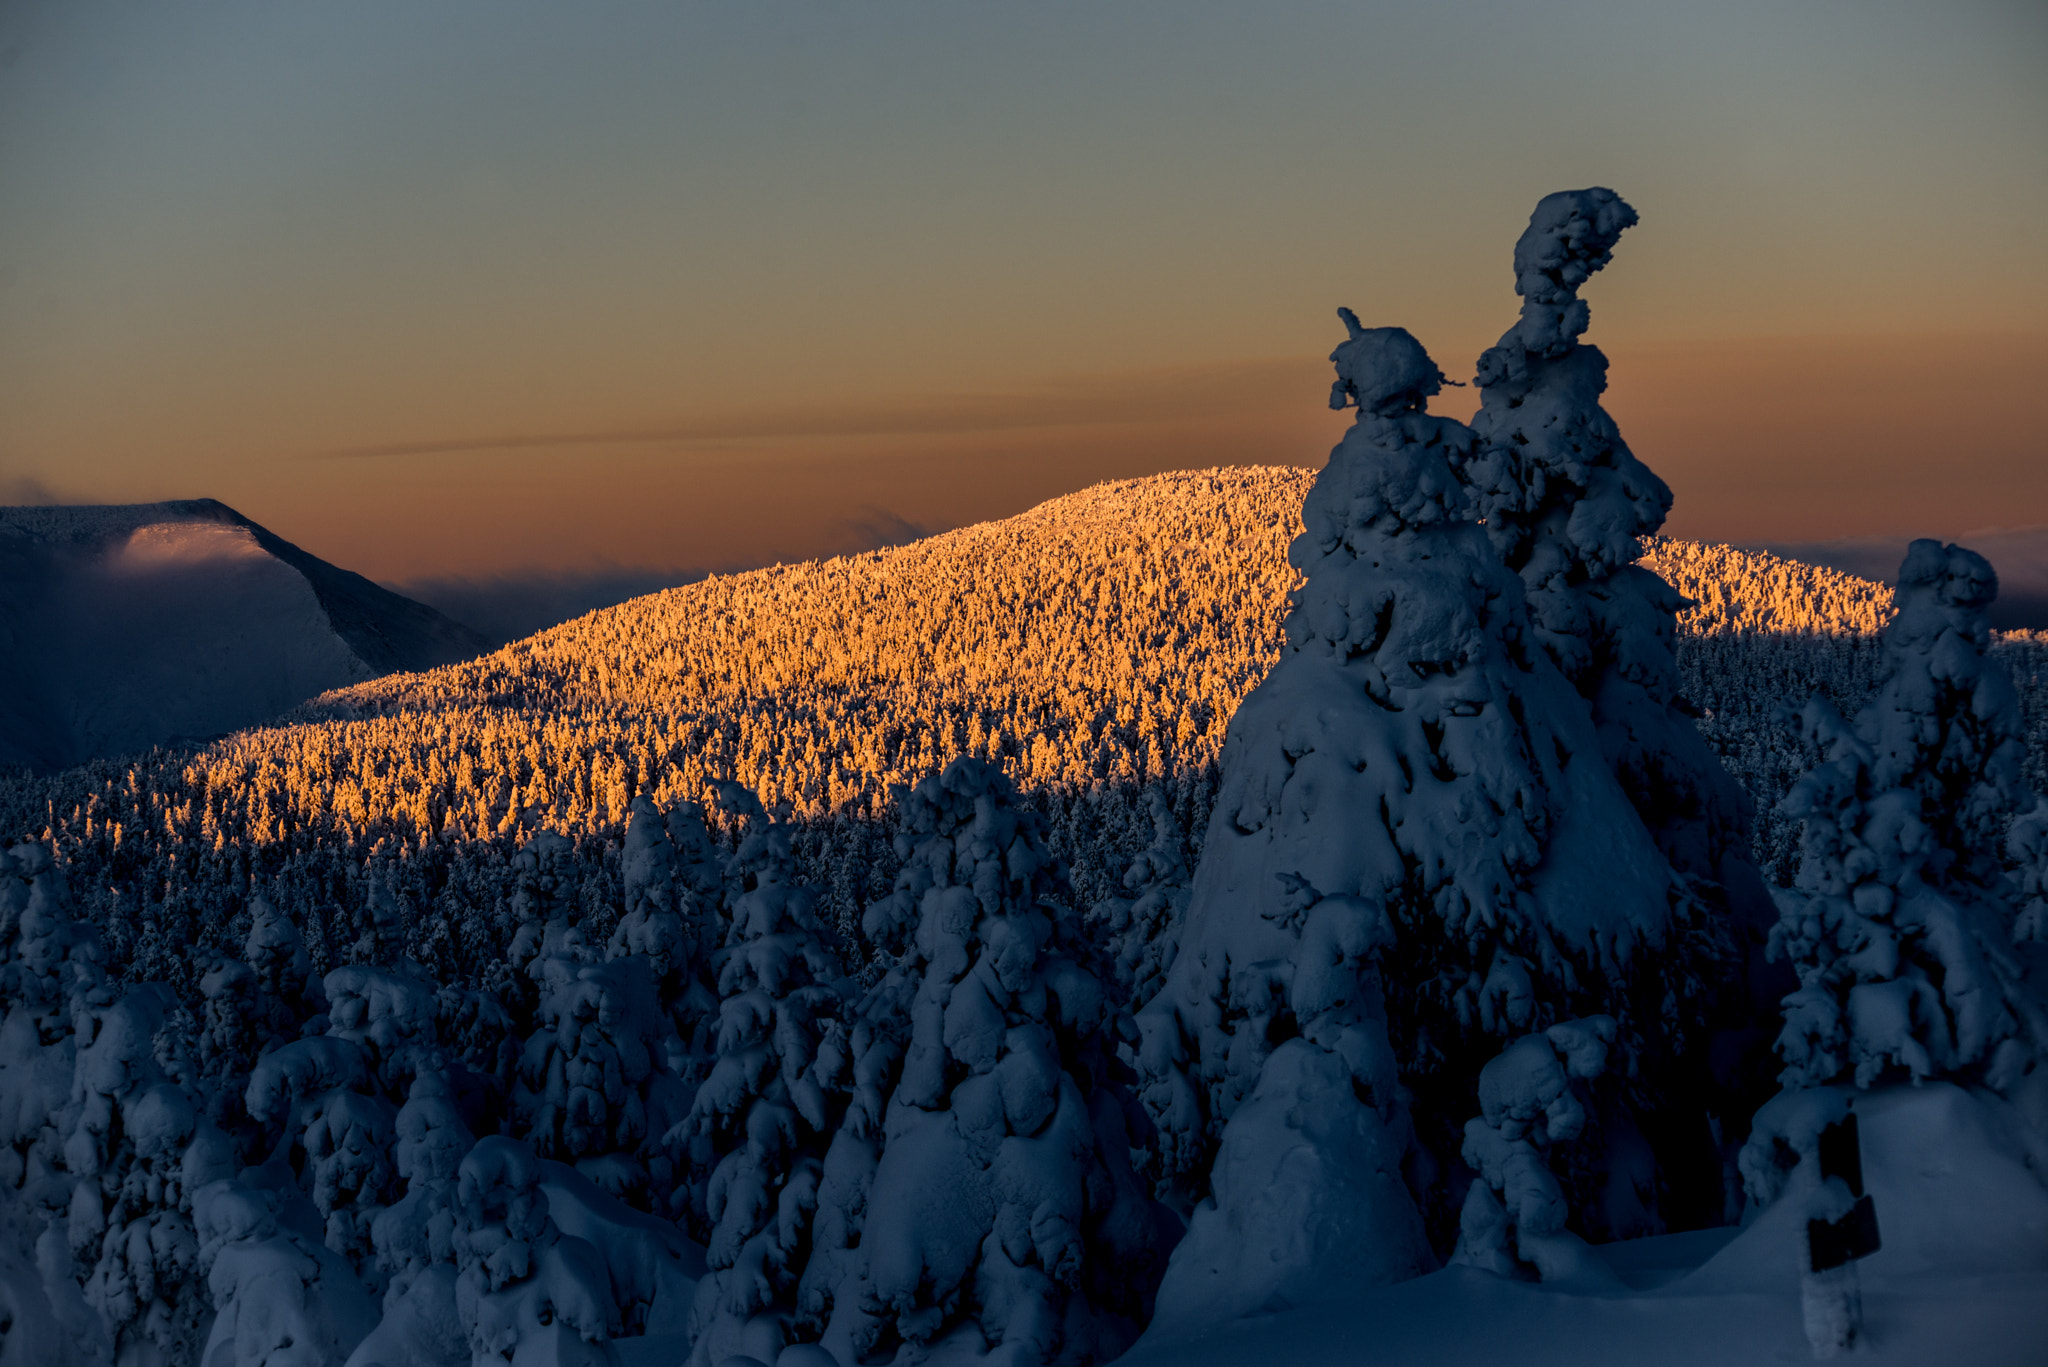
(0, 499, 488, 771)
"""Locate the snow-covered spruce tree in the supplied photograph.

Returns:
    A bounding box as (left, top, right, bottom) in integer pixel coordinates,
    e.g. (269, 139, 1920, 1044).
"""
(1456, 189, 1772, 936)
(1132, 313, 1696, 1336)
(499, 830, 588, 1030)
(607, 795, 718, 1078)
(452, 1137, 620, 1367)
(1450, 1016, 1620, 1285)
(349, 1060, 477, 1367)
(2014, 799, 2048, 943)
(246, 892, 329, 1044)
(350, 849, 410, 970)
(1764, 540, 2045, 1098)
(193, 1177, 379, 1367)
(1085, 785, 1189, 1012)
(0, 842, 240, 1367)
(245, 1032, 402, 1290)
(677, 785, 849, 1365)
(188, 892, 332, 1166)
(63, 988, 236, 1367)
(795, 757, 1174, 1367)
(513, 819, 689, 1211)
(1, 842, 101, 1183)
(0, 843, 114, 1367)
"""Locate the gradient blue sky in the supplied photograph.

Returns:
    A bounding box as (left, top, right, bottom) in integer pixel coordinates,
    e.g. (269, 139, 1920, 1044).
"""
(2, 0, 2043, 583)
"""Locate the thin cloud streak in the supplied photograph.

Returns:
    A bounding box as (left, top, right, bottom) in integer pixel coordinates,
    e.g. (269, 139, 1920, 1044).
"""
(306, 359, 1321, 460)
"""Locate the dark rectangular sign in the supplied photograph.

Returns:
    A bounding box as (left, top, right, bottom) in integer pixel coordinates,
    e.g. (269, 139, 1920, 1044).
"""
(1808, 1194, 1882, 1272)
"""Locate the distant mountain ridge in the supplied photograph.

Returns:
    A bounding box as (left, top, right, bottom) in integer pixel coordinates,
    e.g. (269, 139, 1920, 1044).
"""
(0, 499, 489, 771)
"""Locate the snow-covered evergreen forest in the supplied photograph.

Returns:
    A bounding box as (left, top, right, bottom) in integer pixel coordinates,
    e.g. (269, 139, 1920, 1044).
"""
(3, 469, 2040, 987)
(3, 189, 2046, 1366)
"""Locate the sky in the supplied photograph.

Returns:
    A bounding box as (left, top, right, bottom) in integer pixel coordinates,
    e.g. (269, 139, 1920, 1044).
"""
(1, 0, 2044, 605)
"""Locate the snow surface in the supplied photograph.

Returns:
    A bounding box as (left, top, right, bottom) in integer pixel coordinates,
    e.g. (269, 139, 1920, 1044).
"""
(1117, 1084, 2047, 1367)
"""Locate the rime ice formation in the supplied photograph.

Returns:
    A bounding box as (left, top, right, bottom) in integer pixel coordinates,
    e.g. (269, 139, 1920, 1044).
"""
(1085, 786, 1189, 1009)
(0, 841, 240, 1367)
(1767, 541, 2045, 1095)
(679, 790, 847, 1366)
(1133, 311, 1689, 1343)
(1458, 190, 1771, 935)
(796, 758, 1175, 1367)
(2013, 800, 2048, 943)
(1712, 543, 2048, 1366)
(1451, 1017, 1623, 1287)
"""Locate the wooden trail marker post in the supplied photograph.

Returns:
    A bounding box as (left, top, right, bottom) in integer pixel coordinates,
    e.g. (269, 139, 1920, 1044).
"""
(1803, 1109, 1882, 1359)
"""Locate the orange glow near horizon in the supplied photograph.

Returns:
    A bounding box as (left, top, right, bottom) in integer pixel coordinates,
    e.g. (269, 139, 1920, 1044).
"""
(166, 329, 2038, 586)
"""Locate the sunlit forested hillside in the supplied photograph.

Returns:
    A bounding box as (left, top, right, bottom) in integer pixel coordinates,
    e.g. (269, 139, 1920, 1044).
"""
(2, 466, 2043, 990)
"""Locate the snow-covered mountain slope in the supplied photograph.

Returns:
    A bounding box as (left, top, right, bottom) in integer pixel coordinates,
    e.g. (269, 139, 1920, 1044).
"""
(0, 500, 488, 771)
(2, 467, 2043, 960)
(303, 464, 2013, 807)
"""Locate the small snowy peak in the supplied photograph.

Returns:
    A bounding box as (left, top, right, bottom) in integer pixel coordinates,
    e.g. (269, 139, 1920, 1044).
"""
(0, 501, 487, 771)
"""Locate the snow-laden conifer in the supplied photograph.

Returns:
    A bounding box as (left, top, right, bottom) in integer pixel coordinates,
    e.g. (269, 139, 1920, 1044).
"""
(452, 1137, 619, 1366)
(246, 1031, 401, 1289)
(194, 1176, 379, 1367)
(1458, 189, 1770, 928)
(2013, 799, 2048, 943)
(678, 783, 848, 1364)
(352, 1062, 476, 1367)
(351, 850, 409, 970)
(513, 955, 685, 1211)
(1768, 540, 2044, 1092)
(505, 820, 689, 1210)
(608, 795, 719, 1080)
(0, 842, 237, 1367)
(1085, 786, 1188, 1011)
(246, 893, 328, 1042)
(1450, 1016, 1621, 1285)
(796, 757, 1172, 1367)
(1133, 311, 1686, 1337)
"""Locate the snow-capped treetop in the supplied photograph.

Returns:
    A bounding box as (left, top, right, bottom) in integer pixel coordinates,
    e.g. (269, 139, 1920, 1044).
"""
(860, 756, 1066, 973)
(1456, 188, 1770, 954)
(1327, 310, 1453, 416)
(1859, 540, 2030, 878)
(1463, 187, 1669, 613)
(1498, 188, 1639, 361)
